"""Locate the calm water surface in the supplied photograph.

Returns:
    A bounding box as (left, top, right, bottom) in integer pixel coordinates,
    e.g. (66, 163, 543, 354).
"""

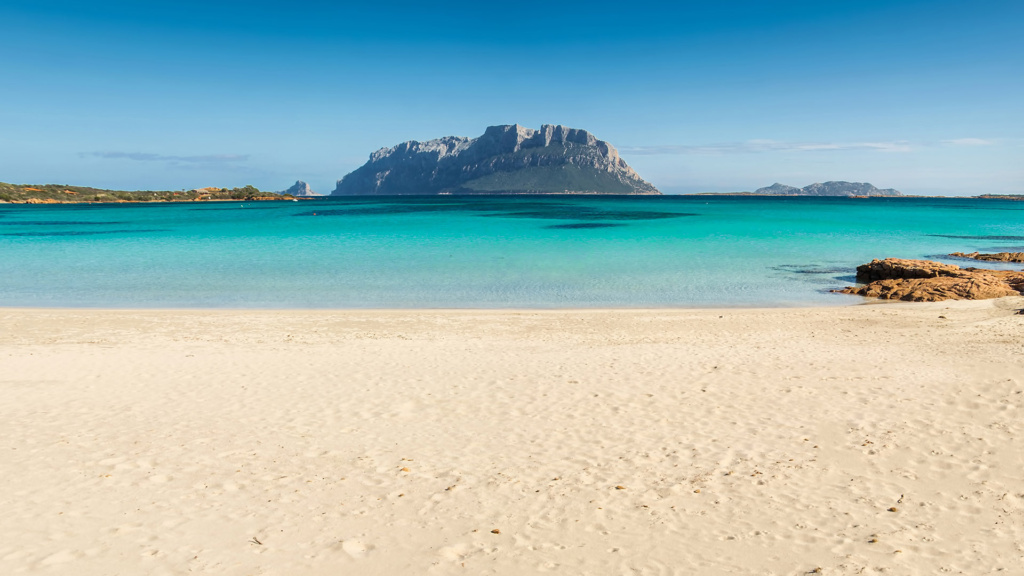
(1, 195, 1022, 308)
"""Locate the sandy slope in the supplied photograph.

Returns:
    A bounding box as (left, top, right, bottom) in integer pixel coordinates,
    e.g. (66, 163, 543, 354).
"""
(1, 300, 1023, 575)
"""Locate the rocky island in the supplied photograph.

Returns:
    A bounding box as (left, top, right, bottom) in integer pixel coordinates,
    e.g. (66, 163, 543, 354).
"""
(279, 180, 321, 197)
(754, 181, 902, 197)
(332, 124, 660, 196)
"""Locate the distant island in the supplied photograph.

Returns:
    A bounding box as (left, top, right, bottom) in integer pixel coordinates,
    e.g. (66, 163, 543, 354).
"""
(697, 187, 1024, 200)
(0, 182, 296, 204)
(332, 124, 660, 196)
(281, 180, 322, 197)
(752, 181, 902, 197)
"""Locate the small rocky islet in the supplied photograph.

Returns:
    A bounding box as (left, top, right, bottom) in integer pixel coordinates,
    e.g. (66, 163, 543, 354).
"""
(280, 180, 322, 197)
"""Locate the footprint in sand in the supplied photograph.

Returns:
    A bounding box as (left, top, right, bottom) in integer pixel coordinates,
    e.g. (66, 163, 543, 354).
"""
(340, 539, 372, 558)
(39, 549, 83, 565)
(437, 543, 472, 562)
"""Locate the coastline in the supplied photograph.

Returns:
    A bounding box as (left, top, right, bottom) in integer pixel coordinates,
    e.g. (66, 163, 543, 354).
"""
(2, 299, 1023, 574)
(3, 197, 298, 205)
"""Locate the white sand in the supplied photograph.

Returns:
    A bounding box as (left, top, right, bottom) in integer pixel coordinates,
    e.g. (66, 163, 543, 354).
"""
(1, 299, 1023, 575)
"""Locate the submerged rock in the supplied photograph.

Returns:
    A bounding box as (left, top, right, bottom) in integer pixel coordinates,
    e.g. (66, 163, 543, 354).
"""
(332, 124, 660, 196)
(836, 258, 1024, 302)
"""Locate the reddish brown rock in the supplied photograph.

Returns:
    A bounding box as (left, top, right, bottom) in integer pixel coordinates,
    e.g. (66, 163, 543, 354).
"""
(836, 258, 1024, 302)
(950, 251, 1024, 263)
(842, 275, 1020, 302)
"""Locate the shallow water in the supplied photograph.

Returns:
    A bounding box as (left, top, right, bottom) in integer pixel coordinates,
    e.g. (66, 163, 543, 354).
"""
(1, 195, 1021, 308)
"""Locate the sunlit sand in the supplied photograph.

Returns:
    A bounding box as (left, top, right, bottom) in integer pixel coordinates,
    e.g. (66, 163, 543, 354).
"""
(2, 299, 1023, 574)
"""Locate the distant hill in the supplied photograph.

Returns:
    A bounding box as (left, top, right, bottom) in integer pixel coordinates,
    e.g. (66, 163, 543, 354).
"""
(755, 183, 802, 195)
(333, 124, 660, 196)
(753, 181, 902, 197)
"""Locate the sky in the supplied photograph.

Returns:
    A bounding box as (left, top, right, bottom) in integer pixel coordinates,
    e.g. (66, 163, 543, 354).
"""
(1, 0, 1021, 195)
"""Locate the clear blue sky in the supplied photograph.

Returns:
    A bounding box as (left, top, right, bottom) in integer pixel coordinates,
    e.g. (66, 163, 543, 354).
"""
(1, 0, 1021, 195)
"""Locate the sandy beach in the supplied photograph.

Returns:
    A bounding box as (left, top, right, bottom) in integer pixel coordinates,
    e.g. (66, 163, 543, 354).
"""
(2, 299, 1023, 575)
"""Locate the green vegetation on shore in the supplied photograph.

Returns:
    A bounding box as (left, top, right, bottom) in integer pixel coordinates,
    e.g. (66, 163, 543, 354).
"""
(0, 182, 294, 203)
(977, 194, 1024, 201)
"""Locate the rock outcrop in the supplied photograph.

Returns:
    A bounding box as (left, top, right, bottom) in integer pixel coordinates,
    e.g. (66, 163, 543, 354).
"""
(754, 181, 901, 197)
(835, 258, 1024, 302)
(280, 181, 320, 197)
(332, 124, 660, 196)
(950, 251, 1024, 263)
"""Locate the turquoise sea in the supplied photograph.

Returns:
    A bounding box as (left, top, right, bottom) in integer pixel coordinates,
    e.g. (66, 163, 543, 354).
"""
(1, 195, 1022, 308)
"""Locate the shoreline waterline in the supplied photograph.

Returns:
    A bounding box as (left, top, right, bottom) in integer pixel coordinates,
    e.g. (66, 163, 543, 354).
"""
(2, 295, 1020, 316)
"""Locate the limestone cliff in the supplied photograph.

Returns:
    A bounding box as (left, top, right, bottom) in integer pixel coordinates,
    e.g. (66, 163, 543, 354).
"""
(332, 124, 660, 196)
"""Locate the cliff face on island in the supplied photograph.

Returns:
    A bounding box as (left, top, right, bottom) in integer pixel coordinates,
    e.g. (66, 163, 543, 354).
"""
(332, 124, 660, 196)
(754, 181, 902, 197)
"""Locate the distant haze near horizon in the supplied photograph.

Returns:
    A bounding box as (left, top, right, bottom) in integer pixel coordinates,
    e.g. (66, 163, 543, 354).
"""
(1, 0, 1021, 197)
